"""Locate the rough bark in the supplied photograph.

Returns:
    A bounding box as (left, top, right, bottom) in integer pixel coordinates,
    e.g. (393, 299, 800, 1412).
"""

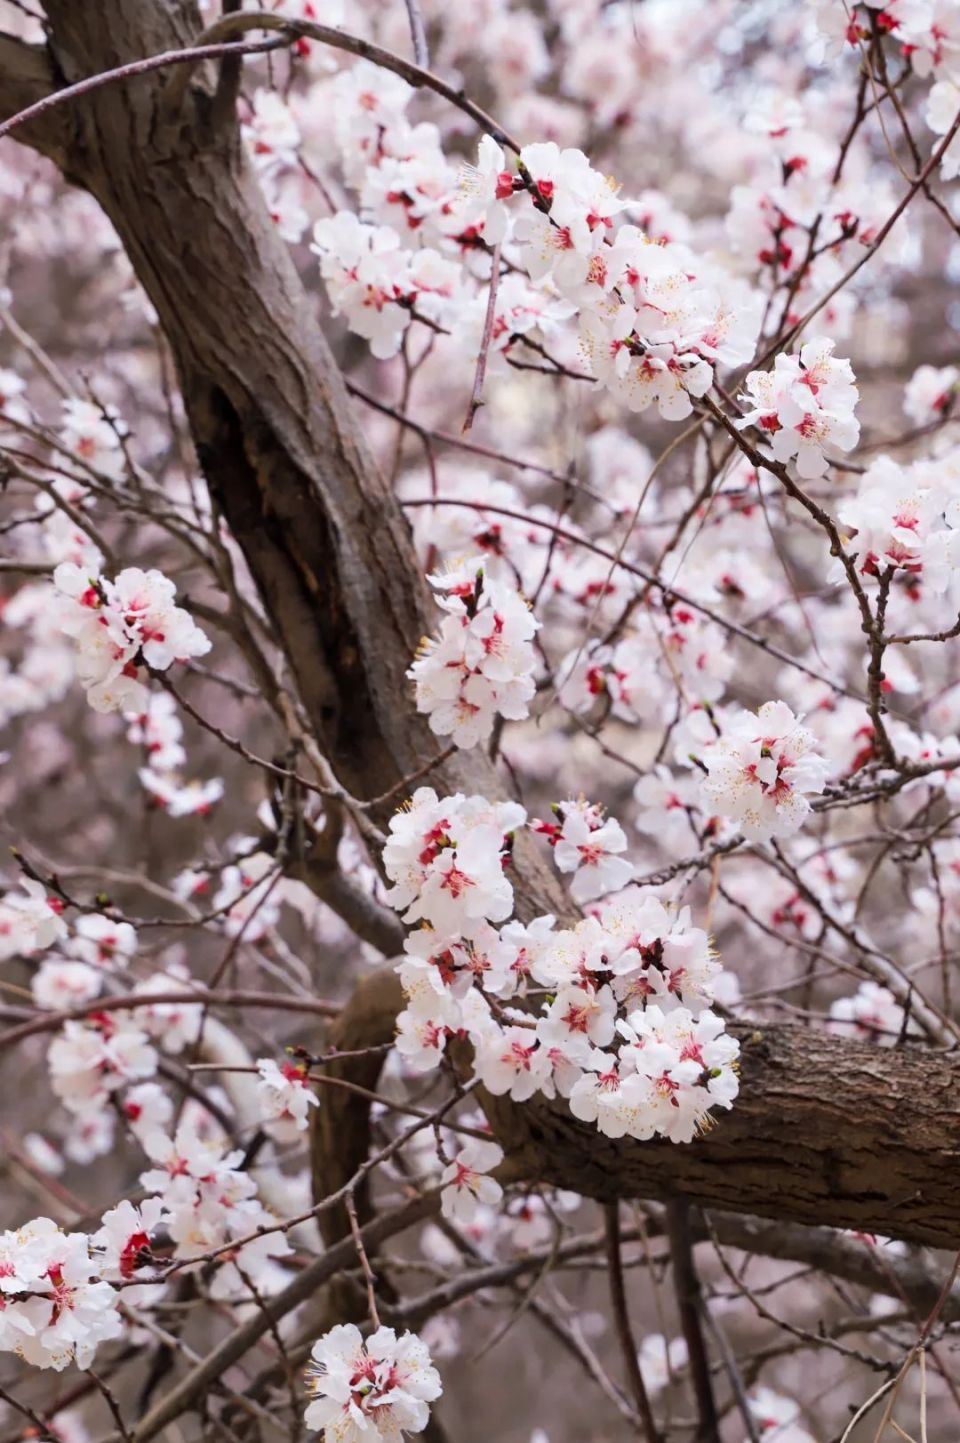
(485, 1021, 960, 1250)
(321, 970, 960, 1250)
(5, 2, 960, 1251)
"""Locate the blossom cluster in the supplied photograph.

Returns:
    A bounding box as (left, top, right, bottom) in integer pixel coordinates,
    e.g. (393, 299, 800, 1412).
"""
(839, 453, 960, 598)
(303, 58, 764, 422)
(0, 1218, 122, 1371)
(701, 701, 831, 843)
(54, 562, 210, 714)
(383, 788, 739, 1144)
(138, 1121, 292, 1289)
(408, 558, 539, 748)
(128, 692, 225, 818)
(737, 338, 860, 479)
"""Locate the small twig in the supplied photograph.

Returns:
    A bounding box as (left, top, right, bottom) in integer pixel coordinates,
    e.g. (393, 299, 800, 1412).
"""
(402, 0, 429, 66)
(604, 1203, 663, 1443)
(665, 1200, 720, 1443)
(346, 1185, 381, 1328)
(0, 1385, 57, 1441)
(699, 1289, 761, 1443)
(463, 242, 501, 432)
(87, 1370, 133, 1443)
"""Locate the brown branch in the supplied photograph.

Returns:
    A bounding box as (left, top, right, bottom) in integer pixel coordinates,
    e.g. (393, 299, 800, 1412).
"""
(665, 1200, 720, 1443)
(0, 36, 288, 142)
(604, 1202, 663, 1443)
(0, 988, 339, 1049)
(164, 11, 520, 150)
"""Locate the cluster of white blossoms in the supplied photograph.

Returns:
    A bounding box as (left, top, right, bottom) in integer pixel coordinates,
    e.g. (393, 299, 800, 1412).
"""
(463, 137, 762, 419)
(558, 602, 735, 732)
(255, 1057, 319, 1142)
(9, 4, 959, 1426)
(25, 907, 209, 1164)
(305, 1323, 442, 1443)
(138, 1122, 291, 1290)
(303, 52, 765, 421)
(737, 338, 860, 479)
(241, 88, 309, 243)
(0, 1111, 302, 1373)
(383, 788, 739, 1144)
(828, 980, 916, 1045)
(727, 91, 901, 337)
(0, 1218, 122, 1371)
(701, 701, 831, 843)
(0, 879, 67, 962)
(128, 692, 225, 818)
(53, 562, 211, 714)
(409, 558, 539, 748)
(311, 212, 462, 360)
(838, 454, 960, 594)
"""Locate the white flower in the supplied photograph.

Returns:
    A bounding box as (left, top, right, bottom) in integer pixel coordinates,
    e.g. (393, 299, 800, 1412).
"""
(440, 1139, 504, 1222)
(304, 1324, 442, 1441)
(32, 959, 101, 1010)
(638, 1333, 688, 1395)
(0, 879, 68, 959)
(456, 134, 515, 244)
(134, 970, 203, 1053)
(701, 701, 829, 841)
(927, 77, 960, 181)
(256, 1057, 319, 1141)
(395, 990, 461, 1073)
(69, 912, 138, 969)
(93, 1198, 167, 1280)
(60, 398, 125, 479)
(473, 1024, 552, 1101)
(138, 769, 225, 817)
(568, 1056, 657, 1139)
(242, 89, 301, 174)
(747, 1388, 815, 1443)
(552, 803, 634, 902)
(536, 983, 617, 1059)
(904, 363, 958, 425)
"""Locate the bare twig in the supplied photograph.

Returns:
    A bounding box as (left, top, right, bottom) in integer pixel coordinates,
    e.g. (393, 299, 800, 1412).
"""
(604, 1202, 663, 1443)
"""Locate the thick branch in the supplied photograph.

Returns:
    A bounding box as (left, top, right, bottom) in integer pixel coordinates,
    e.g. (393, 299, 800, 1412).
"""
(330, 971, 960, 1249)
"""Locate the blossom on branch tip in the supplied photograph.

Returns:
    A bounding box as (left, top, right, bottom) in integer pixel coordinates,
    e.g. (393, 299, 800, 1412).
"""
(304, 1324, 442, 1441)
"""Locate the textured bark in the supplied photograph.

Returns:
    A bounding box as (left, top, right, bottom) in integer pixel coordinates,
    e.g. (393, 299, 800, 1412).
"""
(321, 970, 960, 1250)
(5, 2, 960, 1251)
(484, 1021, 960, 1249)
